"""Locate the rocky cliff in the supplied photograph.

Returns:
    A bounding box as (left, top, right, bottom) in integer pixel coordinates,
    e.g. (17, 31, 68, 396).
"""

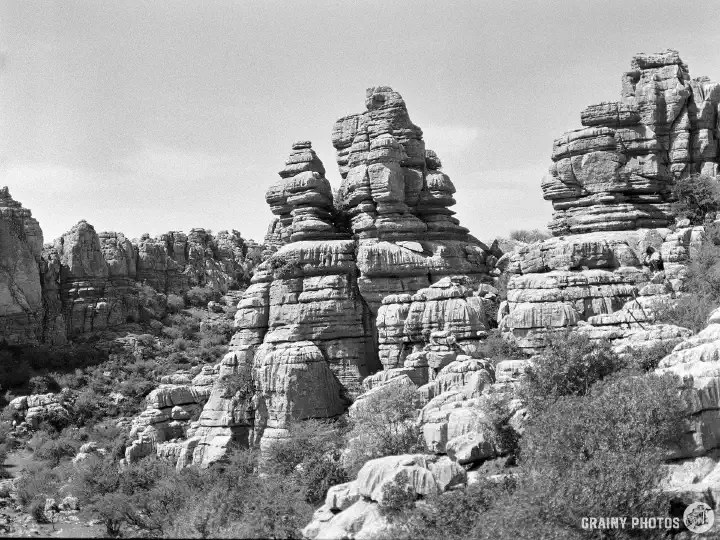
(0, 188, 261, 345)
(502, 50, 715, 351)
(0, 188, 46, 346)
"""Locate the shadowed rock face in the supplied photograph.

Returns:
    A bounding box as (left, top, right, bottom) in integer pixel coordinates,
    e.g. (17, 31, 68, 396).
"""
(181, 87, 498, 467)
(502, 50, 710, 352)
(0, 187, 46, 345)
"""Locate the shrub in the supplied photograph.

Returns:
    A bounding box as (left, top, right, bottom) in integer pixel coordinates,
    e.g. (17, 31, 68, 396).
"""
(34, 407, 71, 433)
(218, 368, 254, 400)
(186, 286, 216, 307)
(508, 372, 687, 539)
(266, 254, 301, 279)
(655, 239, 720, 332)
(72, 388, 111, 426)
(520, 331, 622, 415)
(166, 294, 186, 313)
(623, 340, 678, 372)
(33, 436, 79, 467)
(509, 229, 552, 243)
(482, 390, 522, 459)
(343, 383, 424, 476)
(378, 470, 417, 516)
(381, 478, 515, 540)
(162, 326, 183, 340)
(266, 419, 349, 504)
(478, 329, 526, 364)
(29, 498, 48, 523)
(670, 173, 720, 225)
(173, 338, 191, 352)
(28, 375, 60, 394)
(16, 465, 61, 508)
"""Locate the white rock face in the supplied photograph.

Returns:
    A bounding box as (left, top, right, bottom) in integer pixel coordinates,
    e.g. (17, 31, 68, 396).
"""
(657, 324, 720, 460)
(302, 454, 465, 540)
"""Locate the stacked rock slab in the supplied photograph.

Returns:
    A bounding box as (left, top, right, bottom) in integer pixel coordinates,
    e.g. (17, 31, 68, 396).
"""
(333, 86, 495, 315)
(0, 187, 47, 345)
(502, 50, 714, 351)
(376, 276, 492, 369)
(184, 142, 379, 466)
(543, 49, 720, 235)
(123, 365, 219, 465)
(183, 88, 497, 468)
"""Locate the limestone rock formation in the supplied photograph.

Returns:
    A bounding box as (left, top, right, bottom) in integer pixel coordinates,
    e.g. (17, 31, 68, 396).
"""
(303, 344, 527, 538)
(376, 277, 493, 369)
(0, 187, 46, 345)
(502, 50, 713, 351)
(333, 86, 494, 314)
(182, 87, 498, 468)
(657, 313, 720, 501)
(123, 366, 219, 465)
(543, 49, 720, 235)
(657, 322, 720, 459)
(29, 219, 261, 342)
(8, 392, 70, 429)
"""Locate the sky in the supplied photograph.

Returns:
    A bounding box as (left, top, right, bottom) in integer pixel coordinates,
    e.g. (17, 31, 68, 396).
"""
(2, 0, 720, 245)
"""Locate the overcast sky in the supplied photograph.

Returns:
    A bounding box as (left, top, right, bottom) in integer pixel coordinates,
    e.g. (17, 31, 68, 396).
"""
(2, 0, 720, 245)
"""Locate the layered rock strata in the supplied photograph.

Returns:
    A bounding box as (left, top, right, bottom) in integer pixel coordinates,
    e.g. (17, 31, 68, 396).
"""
(503, 50, 713, 351)
(123, 365, 219, 465)
(182, 86, 498, 467)
(333, 86, 495, 314)
(303, 350, 529, 539)
(184, 143, 378, 466)
(543, 49, 720, 235)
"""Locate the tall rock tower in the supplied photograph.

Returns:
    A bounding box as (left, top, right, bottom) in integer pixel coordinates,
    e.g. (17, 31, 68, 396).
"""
(177, 88, 499, 467)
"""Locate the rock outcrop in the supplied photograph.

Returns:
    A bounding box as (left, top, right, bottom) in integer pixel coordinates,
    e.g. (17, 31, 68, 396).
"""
(502, 50, 714, 351)
(543, 49, 720, 235)
(303, 454, 466, 540)
(0, 192, 260, 345)
(180, 87, 499, 467)
(656, 309, 720, 501)
(302, 347, 529, 539)
(123, 365, 219, 465)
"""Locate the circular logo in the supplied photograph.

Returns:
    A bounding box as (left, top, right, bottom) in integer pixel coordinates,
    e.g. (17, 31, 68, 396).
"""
(684, 502, 715, 534)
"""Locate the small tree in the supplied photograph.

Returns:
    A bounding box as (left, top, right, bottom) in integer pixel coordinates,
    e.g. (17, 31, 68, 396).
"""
(670, 173, 720, 225)
(654, 235, 720, 332)
(509, 229, 552, 244)
(265, 419, 349, 504)
(343, 383, 424, 476)
(513, 372, 687, 538)
(520, 332, 622, 415)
